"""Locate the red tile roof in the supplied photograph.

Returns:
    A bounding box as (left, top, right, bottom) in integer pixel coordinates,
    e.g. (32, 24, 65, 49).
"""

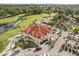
(23, 24, 52, 39)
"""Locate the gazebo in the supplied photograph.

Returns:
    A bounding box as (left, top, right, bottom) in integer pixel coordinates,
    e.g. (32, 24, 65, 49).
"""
(22, 24, 53, 44)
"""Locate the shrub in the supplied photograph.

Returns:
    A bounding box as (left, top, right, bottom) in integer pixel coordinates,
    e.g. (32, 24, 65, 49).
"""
(73, 27, 79, 33)
(15, 40, 26, 50)
(0, 41, 5, 52)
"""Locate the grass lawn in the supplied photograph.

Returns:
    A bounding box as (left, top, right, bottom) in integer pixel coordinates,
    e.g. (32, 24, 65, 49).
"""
(17, 13, 57, 28)
(0, 28, 21, 52)
(0, 14, 25, 25)
(0, 13, 57, 53)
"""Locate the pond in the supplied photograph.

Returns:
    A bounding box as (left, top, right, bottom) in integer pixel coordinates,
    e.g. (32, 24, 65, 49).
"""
(0, 17, 26, 34)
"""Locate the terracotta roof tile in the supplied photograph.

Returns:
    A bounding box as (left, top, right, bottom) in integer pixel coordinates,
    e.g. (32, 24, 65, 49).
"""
(23, 24, 52, 39)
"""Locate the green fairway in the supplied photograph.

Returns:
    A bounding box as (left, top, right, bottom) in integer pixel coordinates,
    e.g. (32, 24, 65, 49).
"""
(0, 28, 21, 52)
(0, 14, 25, 25)
(0, 13, 57, 52)
(17, 13, 57, 28)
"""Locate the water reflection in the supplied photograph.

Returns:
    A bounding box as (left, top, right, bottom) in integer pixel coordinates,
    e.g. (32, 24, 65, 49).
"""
(0, 17, 25, 34)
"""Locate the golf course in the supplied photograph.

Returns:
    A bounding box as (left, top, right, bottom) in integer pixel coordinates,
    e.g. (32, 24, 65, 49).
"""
(0, 13, 57, 52)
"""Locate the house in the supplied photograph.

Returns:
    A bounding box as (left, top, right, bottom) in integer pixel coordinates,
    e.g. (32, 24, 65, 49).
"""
(22, 24, 53, 44)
